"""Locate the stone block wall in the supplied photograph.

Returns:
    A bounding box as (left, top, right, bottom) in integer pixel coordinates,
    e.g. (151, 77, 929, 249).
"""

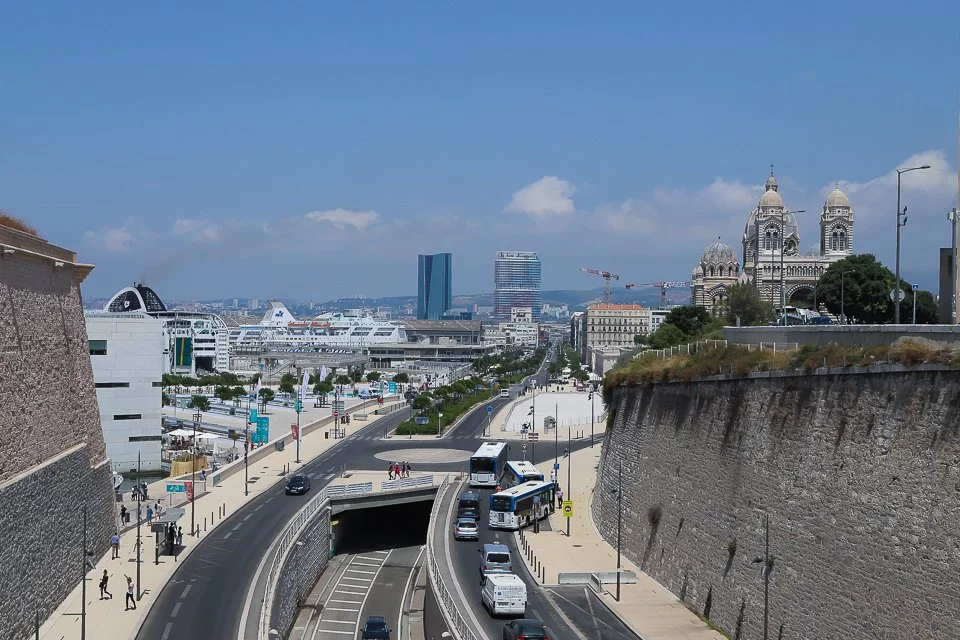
(593, 368, 960, 640)
(270, 509, 331, 637)
(0, 226, 115, 640)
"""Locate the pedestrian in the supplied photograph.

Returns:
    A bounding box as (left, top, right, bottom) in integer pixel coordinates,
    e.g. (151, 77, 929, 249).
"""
(111, 532, 121, 559)
(394, 462, 401, 478)
(119, 505, 128, 526)
(176, 526, 183, 547)
(200, 468, 206, 482)
(388, 462, 394, 480)
(124, 576, 136, 610)
(141, 481, 149, 500)
(405, 462, 411, 478)
(99, 570, 112, 599)
(146, 506, 153, 525)
(556, 487, 564, 509)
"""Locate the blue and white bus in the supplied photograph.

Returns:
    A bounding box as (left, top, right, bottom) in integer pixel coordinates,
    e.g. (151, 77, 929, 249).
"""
(500, 460, 544, 489)
(469, 441, 509, 487)
(488, 480, 555, 530)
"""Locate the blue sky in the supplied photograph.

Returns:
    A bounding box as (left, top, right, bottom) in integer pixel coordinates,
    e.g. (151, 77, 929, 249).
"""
(2, 2, 958, 300)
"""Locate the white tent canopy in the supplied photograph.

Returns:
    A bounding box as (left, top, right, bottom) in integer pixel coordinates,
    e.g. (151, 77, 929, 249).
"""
(166, 429, 195, 437)
(193, 433, 219, 440)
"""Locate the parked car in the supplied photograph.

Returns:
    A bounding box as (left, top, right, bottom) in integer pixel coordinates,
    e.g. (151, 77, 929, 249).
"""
(454, 517, 479, 540)
(808, 315, 835, 325)
(284, 474, 311, 495)
(503, 618, 548, 640)
(361, 615, 391, 640)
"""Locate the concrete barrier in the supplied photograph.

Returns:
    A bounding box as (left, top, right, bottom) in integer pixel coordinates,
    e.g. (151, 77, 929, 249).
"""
(559, 570, 638, 586)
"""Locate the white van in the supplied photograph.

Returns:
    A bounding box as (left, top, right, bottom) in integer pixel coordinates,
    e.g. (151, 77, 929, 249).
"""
(481, 573, 527, 616)
(499, 389, 510, 398)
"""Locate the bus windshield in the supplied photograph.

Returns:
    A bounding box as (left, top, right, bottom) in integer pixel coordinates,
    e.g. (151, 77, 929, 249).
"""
(471, 456, 495, 473)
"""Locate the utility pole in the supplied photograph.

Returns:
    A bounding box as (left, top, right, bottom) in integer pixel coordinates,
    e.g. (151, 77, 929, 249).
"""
(566, 426, 572, 538)
(191, 406, 199, 537)
(753, 513, 773, 640)
(616, 458, 622, 601)
(588, 389, 595, 448)
(136, 452, 142, 600)
(951, 208, 959, 324)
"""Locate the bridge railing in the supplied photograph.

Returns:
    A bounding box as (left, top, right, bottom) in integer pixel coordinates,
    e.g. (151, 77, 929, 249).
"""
(259, 480, 373, 639)
(425, 476, 479, 640)
(381, 474, 434, 492)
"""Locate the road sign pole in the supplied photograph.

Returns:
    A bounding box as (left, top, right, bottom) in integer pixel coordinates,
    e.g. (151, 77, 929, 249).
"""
(567, 426, 572, 537)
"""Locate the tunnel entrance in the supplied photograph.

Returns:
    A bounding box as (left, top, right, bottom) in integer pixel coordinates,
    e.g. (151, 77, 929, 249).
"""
(332, 500, 432, 554)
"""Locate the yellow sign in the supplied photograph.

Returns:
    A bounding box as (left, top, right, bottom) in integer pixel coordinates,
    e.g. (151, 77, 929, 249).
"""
(331, 520, 340, 526)
(561, 500, 574, 517)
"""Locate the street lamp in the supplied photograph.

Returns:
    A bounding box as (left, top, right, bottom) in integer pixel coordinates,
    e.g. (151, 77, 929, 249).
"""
(192, 405, 201, 537)
(609, 458, 623, 601)
(588, 388, 595, 448)
(895, 165, 931, 323)
(841, 270, 856, 325)
(779, 209, 805, 324)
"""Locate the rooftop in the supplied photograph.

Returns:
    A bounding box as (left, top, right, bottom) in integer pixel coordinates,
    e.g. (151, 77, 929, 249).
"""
(402, 319, 483, 332)
(588, 304, 647, 311)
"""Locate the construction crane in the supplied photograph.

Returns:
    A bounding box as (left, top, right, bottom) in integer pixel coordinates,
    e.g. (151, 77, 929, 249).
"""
(579, 267, 620, 303)
(624, 281, 693, 309)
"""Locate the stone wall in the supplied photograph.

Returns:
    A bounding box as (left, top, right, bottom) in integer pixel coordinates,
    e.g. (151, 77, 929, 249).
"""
(724, 323, 960, 349)
(270, 509, 331, 637)
(0, 226, 115, 640)
(593, 368, 960, 640)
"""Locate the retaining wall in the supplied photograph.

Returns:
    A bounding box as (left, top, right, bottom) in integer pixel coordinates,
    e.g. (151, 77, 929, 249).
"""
(269, 508, 331, 638)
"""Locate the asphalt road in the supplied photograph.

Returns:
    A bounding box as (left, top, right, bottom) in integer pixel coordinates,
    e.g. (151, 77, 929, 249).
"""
(356, 545, 423, 640)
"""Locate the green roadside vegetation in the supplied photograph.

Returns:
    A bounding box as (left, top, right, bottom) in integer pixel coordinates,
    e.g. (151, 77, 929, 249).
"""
(603, 339, 958, 405)
(162, 371, 252, 406)
(472, 346, 547, 385)
(550, 344, 589, 382)
(395, 377, 492, 435)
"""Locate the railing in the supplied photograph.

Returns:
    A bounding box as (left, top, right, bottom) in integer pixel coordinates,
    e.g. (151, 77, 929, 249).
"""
(258, 481, 373, 639)
(424, 476, 479, 640)
(381, 474, 435, 492)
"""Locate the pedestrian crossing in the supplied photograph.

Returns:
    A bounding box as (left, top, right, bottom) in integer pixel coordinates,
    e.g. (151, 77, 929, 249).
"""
(304, 549, 391, 640)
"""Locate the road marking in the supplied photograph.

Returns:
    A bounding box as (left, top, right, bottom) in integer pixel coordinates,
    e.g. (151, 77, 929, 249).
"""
(397, 546, 426, 640)
(329, 598, 363, 604)
(315, 630, 352, 635)
(160, 622, 173, 640)
(345, 569, 377, 575)
(334, 587, 366, 594)
(340, 576, 371, 583)
(324, 473, 335, 481)
(243, 513, 253, 522)
(325, 606, 359, 612)
(255, 504, 264, 511)
(319, 619, 355, 625)
(231, 523, 242, 531)
(440, 480, 488, 636)
(180, 585, 192, 599)
(352, 548, 392, 639)
(223, 532, 232, 540)
(171, 602, 181, 618)
(354, 556, 385, 563)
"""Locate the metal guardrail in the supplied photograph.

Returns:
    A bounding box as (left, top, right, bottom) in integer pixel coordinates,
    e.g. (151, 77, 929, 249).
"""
(258, 481, 373, 639)
(381, 474, 434, 492)
(424, 476, 479, 640)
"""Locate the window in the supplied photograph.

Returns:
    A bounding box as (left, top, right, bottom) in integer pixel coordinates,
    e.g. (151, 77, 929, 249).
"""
(152, 381, 163, 387)
(88, 340, 107, 356)
(95, 382, 130, 388)
(128, 435, 162, 442)
(113, 414, 142, 421)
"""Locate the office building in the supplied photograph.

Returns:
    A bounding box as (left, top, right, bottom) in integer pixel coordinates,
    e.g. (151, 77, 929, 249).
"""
(494, 251, 542, 322)
(85, 311, 165, 473)
(417, 253, 453, 320)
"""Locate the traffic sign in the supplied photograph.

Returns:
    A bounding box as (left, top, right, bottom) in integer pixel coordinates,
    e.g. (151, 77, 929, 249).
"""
(890, 288, 906, 302)
(529, 432, 539, 443)
(562, 500, 574, 518)
(912, 284, 919, 291)
(554, 463, 560, 471)
(166, 482, 185, 493)
(487, 405, 493, 415)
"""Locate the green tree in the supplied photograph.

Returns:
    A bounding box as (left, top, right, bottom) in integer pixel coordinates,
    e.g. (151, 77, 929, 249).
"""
(725, 282, 771, 326)
(816, 254, 899, 323)
(335, 374, 351, 386)
(214, 386, 233, 402)
(258, 387, 275, 411)
(413, 394, 433, 412)
(314, 381, 333, 396)
(912, 290, 940, 324)
(162, 392, 171, 407)
(187, 394, 210, 413)
(278, 379, 294, 395)
(662, 305, 712, 337)
(350, 368, 363, 383)
(366, 371, 382, 382)
(392, 372, 410, 384)
(646, 323, 686, 349)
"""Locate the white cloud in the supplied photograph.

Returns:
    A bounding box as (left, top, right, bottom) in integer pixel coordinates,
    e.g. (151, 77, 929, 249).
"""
(83, 226, 135, 253)
(504, 176, 576, 218)
(305, 208, 380, 230)
(172, 218, 222, 242)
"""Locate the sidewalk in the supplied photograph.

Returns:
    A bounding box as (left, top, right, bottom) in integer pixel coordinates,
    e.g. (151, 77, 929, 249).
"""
(39, 405, 400, 640)
(489, 389, 607, 444)
(517, 445, 725, 640)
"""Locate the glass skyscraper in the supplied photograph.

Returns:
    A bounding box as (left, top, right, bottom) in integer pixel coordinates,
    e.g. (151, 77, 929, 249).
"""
(494, 251, 542, 322)
(417, 253, 452, 320)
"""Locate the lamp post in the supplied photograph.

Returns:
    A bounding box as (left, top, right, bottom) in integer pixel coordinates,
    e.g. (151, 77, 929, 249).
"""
(779, 209, 806, 324)
(841, 270, 856, 325)
(609, 458, 622, 601)
(437, 413, 443, 437)
(295, 366, 302, 464)
(136, 452, 142, 600)
(895, 165, 931, 323)
(588, 388, 595, 448)
(950, 208, 958, 324)
(192, 406, 200, 537)
(566, 426, 572, 538)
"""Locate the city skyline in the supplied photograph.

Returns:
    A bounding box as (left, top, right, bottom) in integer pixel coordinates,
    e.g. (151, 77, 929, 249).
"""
(1, 4, 958, 301)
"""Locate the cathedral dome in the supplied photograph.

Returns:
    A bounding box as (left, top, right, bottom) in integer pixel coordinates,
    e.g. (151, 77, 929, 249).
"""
(701, 237, 737, 264)
(824, 186, 850, 209)
(760, 188, 784, 208)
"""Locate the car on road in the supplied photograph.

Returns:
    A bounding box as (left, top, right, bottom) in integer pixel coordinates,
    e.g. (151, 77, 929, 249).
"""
(361, 615, 391, 639)
(503, 618, 548, 640)
(479, 543, 513, 584)
(284, 474, 310, 495)
(453, 517, 480, 540)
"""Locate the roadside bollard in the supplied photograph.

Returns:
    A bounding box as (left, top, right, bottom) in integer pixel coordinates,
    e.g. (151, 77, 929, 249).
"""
(211, 511, 214, 525)
(204, 517, 207, 531)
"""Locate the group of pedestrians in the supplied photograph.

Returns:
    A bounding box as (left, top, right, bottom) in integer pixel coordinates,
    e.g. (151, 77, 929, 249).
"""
(387, 461, 411, 479)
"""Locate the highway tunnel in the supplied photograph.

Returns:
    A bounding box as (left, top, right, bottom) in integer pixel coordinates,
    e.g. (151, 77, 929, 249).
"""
(332, 500, 432, 554)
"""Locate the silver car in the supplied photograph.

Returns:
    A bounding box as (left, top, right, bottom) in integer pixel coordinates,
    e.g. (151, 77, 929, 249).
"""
(453, 517, 479, 540)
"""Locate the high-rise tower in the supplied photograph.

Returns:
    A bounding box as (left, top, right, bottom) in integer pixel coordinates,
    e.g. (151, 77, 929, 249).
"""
(494, 251, 542, 321)
(417, 253, 452, 320)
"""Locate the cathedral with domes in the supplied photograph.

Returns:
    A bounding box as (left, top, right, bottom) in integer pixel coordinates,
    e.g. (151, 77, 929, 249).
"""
(691, 168, 854, 315)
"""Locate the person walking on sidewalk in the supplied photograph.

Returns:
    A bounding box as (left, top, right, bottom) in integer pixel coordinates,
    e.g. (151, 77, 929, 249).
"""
(111, 532, 121, 559)
(99, 570, 112, 599)
(176, 526, 183, 548)
(388, 462, 394, 480)
(146, 506, 153, 525)
(119, 505, 128, 526)
(556, 487, 564, 509)
(124, 576, 136, 610)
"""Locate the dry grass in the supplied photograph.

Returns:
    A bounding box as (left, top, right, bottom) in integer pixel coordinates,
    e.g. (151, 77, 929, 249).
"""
(604, 339, 956, 397)
(0, 211, 40, 237)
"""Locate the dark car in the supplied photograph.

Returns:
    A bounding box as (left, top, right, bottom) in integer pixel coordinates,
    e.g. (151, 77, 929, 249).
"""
(503, 618, 549, 640)
(361, 615, 391, 640)
(284, 474, 310, 495)
(808, 315, 835, 325)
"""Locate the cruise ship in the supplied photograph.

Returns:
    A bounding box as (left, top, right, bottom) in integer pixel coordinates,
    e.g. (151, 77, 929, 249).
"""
(229, 301, 406, 351)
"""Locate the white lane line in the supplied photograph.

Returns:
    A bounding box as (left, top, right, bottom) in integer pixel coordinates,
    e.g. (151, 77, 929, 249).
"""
(340, 576, 371, 582)
(171, 602, 182, 618)
(324, 473, 335, 481)
(351, 548, 392, 640)
(345, 569, 377, 575)
(223, 532, 233, 540)
(397, 546, 427, 640)
(255, 504, 264, 511)
(231, 523, 242, 531)
(315, 631, 351, 636)
(319, 620, 355, 625)
(334, 587, 366, 594)
(243, 513, 253, 522)
(180, 585, 191, 599)
(160, 622, 173, 640)
(351, 561, 382, 567)
(356, 555, 386, 561)
(329, 598, 363, 604)
(325, 607, 359, 612)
